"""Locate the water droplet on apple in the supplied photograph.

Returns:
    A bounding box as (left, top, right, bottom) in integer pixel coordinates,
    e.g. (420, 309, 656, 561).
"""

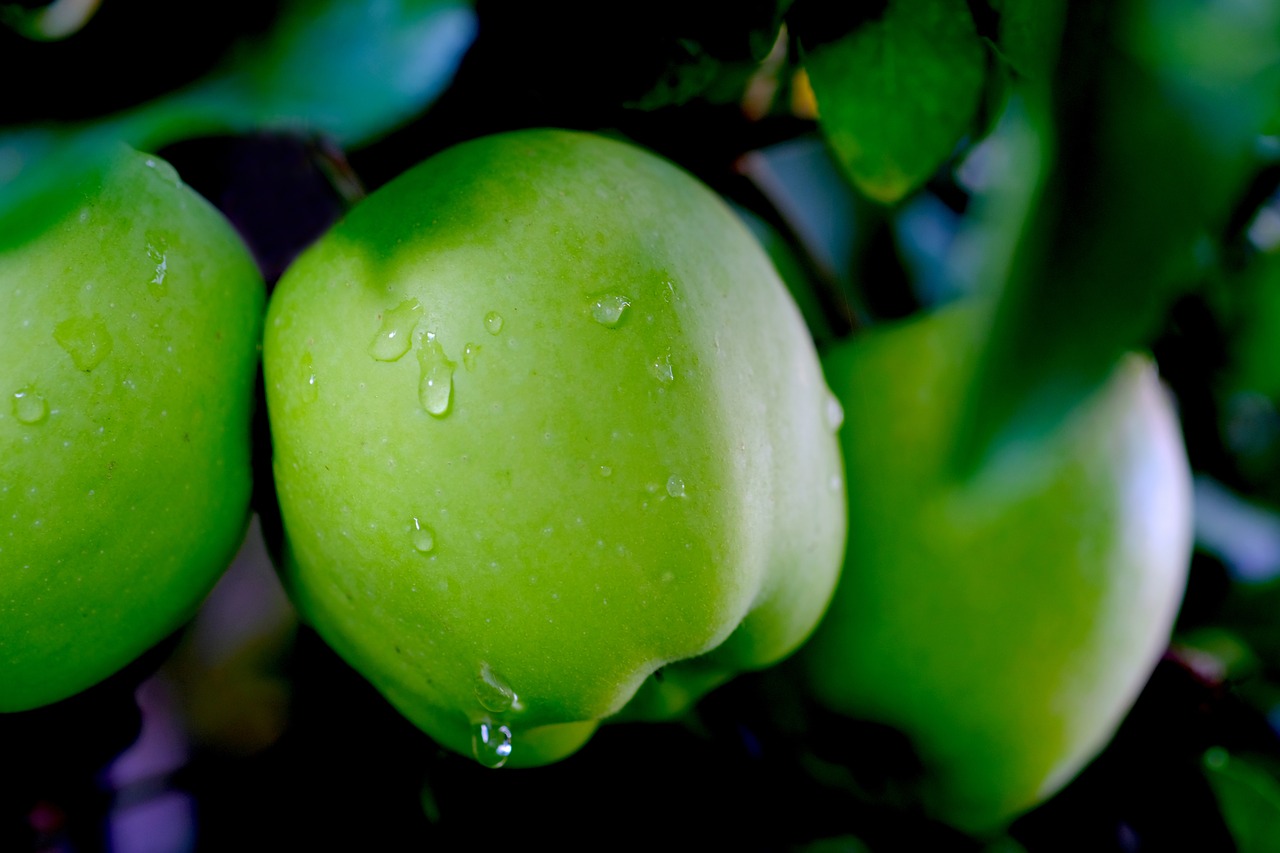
(824, 392, 844, 432)
(142, 156, 180, 185)
(54, 316, 113, 371)
(300, 352, 318, 403)
(145, 237, 168, 297)
(599, 465, 613, 478)
(475, 664, 517, 713)
(12, 386, 47, 425)
(416, 330, 456, 417)
(666, 475, 686, 498)
(410, 517, 435, 553)
(651, 352, 674, 384)
(369, 299, 422, 361)
(463, 342, 481, 370)
(484, 311, 504, 335)
(471, 720, 513, 768)
(588, 292, 631, 327)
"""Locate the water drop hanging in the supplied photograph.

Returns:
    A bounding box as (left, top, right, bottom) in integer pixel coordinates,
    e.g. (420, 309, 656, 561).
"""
(471, 720, 514, 768)
(416, 331, 456, 417)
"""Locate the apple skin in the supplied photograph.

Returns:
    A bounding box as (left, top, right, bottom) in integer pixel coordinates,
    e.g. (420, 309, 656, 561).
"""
(800, 304, 1192, 833)
(263, 129, 847, 766)
(0, 147, 265, 711)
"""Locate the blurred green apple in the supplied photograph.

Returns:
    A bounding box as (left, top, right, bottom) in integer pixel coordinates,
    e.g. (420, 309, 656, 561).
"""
(801, 303, 1192, 833)
(0, 146, 265, 711)
(264, 128, 847, 767)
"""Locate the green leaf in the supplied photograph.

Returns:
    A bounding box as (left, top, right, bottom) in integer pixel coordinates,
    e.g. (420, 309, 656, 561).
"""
(0, 0, 475, 247)
(799, 0, 986, 204)
(1203, 748, 1280, 853)
(989, 0, 1066, 80)
(1216, 249, 1280, 399)
(951, 0, 1280, 475)
(0, 126, 125, 251)
(161, 0, 476, 147)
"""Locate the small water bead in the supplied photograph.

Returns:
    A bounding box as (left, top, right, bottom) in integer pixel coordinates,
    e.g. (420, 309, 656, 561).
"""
(12, 386, 47, 425)
(416, 331, 456, 417)
(666, 475, 686, 499)
(411, 517, 435, 553)
(650, 352, 674, 384)
(54, 316, 113, 371)
(471, 720, 513, 769)
(142, 157, 180, 185)
(589, 292, 631, 328)
(145, 241, 168, 297)
(475, 664, 518, 714)
(463, 342, 481, 370)
(369, 299, 422, 361)
(599, 465, 612, 478)
(824, 392, 845, 432)
(484, 311, 504, 335)
(300, 352, 318, 403)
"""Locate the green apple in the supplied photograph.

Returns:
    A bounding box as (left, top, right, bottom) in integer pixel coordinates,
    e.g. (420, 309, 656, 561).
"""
(0, 146, 265, 711)
(801, 303, 1193, 833)
(264, 128, 847, 767)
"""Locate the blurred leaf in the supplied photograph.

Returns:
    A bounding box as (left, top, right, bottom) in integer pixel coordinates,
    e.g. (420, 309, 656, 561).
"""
(161, 0, 476, 147)
(989, 0, 1066, 80)
(1203, 748, 1280, 852)
(749, 0, 794, 61)
(736, 204, 836, 346)
(736, 135, 864, 329)
(0, 0, 101, 40)
(0, 126, 125, 250)
(951, 0, 1280, 476)
(1217, 248, 1280, 399)
(0, 0, 475, 246)
(626, 39, 758, 110)
(625, 2, 794, 111)
(1194, 476, 1280, 584)
(799, 0, 986, 204)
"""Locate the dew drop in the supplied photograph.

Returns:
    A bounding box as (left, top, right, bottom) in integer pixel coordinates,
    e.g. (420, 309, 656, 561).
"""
(410, 517, 435, 553)
(369, 299, 422, 361)
(824, 392, 845, 432)
(588, 292, 631, 328)
(12, 386, 47, 425)
(54, 316, 113, 371)
(463, 342, 480, 371)
(484, 311, 504, 335)
(475, 664, 517, 714)
(599, 465, 613, 478)
(650, 352, 674, 384)
(142, 156, 180, 185)
(416, 331, 456, 417)
(471, 720, 513, 768)
(145, 241, 168, 297)
(666, 475, 686, 499)
(300, 352, 318, 403)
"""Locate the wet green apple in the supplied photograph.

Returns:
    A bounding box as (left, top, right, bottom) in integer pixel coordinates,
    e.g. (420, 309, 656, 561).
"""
(0, 146, 265, 711)
(801, 303, 1193, 833)
(264, 128, 847, 767)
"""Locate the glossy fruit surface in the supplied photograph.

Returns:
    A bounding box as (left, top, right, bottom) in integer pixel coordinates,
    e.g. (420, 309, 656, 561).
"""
(0, 146, 265, 711)
(801, 304, 1192, 833)
(263, 128, 847, 767)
